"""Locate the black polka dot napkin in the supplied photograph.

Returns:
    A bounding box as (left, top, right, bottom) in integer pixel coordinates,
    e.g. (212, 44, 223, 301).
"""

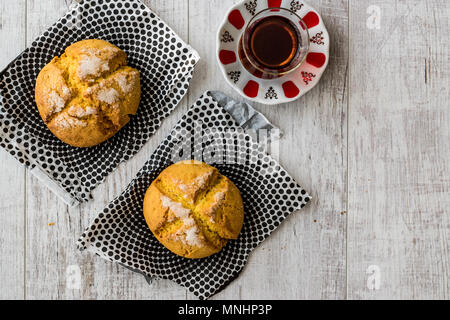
(0, 0, 199, 206)
(77, 91, 311, 300)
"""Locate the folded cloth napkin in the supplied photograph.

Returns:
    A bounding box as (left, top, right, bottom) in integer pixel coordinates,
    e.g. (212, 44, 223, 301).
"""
(77, 91, 311, 300)
(0, 0, 199, 206)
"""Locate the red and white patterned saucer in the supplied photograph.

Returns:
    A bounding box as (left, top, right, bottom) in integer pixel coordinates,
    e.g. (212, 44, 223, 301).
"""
(217, 0, 330, 105)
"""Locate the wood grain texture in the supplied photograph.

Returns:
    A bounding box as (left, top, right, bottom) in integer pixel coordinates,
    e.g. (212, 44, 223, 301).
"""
(188, 0, 348, 299)
(348, 0, 449, 299)
(0, 0, 26, 300)
(0, 0, 448, 300)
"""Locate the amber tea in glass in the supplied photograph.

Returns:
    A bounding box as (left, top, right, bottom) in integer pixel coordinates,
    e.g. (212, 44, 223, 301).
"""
(239, 8, 309, 79)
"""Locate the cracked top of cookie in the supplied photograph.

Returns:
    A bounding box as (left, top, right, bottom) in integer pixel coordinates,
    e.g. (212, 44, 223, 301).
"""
(34, 39, 141, 148)
(143, 161, 245, 259)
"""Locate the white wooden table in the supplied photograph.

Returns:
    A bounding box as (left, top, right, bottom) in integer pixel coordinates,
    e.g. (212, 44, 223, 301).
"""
(0, 0, 448, 300)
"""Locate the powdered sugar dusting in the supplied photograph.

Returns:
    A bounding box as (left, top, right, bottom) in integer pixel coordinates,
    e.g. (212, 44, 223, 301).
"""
(53, 113, 87, 129)
(48, 91, 66, 114)
(78, 54, 109, 80)
(194, 171, 214, 188)
(115, 72, 136, 94)
(68, 105, 97, 118)
(62, 86, 71, 97)
(176, 171, 214, 193)
(184, 226, 203, 247)
(213, 191, 226, 203)
(97, 87, 119, 104)
(84, 86, 95, 96)
(204, 190, 227, 223)
(161, 195, 190, 220)
(160, 195, 203, 247)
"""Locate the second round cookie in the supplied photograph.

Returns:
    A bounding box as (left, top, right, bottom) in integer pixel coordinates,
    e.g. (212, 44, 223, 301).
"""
(143, 161, 245, 259)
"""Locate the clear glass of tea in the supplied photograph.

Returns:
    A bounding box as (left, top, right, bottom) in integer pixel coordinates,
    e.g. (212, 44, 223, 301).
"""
(238, 7, 310, 80)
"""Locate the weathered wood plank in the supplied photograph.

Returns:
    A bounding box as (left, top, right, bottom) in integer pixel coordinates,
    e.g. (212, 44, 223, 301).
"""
(348, 0, 449, 299)
(0, 0, 26, 300)
(1, 0, 448, 300)
(188, 0, 349, 299)
(24, 0, 189, 299)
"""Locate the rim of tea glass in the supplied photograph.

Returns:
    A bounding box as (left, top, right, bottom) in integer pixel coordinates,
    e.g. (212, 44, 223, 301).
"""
(241, 7, 310, 77)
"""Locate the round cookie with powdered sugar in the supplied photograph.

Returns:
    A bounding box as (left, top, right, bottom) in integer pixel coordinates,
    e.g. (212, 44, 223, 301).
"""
(35, 39, 141, 148)
(143, 160, 245, 259)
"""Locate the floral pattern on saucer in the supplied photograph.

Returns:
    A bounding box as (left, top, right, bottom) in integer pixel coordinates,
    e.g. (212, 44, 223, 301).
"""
(217, 0, 330, 105)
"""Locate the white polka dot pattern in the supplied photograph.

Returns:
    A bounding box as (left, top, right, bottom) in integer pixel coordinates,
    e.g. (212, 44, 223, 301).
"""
(77, 91, 312, 300)
(0, 0, 199, 203)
